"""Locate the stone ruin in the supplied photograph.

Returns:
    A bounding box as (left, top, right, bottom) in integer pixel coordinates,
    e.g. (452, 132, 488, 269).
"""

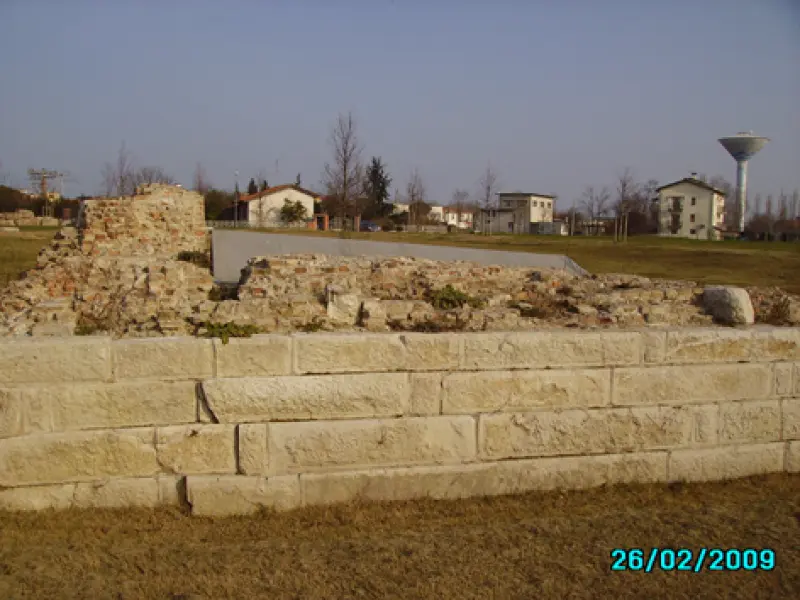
(0, 209, 61, 229)
(0, 182, 798, 338)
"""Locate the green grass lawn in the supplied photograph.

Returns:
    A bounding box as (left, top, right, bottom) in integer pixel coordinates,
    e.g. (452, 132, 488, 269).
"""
(0, 229, 56, 288)
(226, 229, 800, 294)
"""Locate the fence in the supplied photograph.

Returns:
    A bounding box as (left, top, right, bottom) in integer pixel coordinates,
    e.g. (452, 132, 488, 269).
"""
(206, 220, 309, 230)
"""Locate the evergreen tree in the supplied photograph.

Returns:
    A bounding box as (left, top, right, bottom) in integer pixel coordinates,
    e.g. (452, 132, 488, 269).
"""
(260, 180, 268, 191)
(295, 173, 302, 186)
(362, 157, 392, 219)
(247, 178, 257, 195)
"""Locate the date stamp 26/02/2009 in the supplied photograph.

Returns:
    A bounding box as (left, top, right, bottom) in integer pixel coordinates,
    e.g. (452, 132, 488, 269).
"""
(610, 548, 776, 573)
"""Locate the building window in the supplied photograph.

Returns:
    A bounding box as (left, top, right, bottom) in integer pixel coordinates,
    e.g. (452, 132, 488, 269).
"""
(533, 201, 538, 207)
(691, 198, 696, 206)
(690, 214, 696, 223)
(689, 228, 696, 235)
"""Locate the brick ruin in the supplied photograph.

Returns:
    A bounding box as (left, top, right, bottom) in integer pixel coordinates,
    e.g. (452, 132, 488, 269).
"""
(0, 183, 798, 338)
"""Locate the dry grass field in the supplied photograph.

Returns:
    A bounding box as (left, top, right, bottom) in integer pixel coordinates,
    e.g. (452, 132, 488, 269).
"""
(0, 228, 57, 288)
(0, 474, 797, 599)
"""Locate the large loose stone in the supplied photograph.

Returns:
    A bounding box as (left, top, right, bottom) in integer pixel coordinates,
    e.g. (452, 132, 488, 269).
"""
(703, 286, 754, 325)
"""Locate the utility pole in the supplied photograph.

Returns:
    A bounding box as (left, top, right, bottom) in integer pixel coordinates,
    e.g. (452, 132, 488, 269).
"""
(234, 170, 239, 227)
(28, 168, 67, 217)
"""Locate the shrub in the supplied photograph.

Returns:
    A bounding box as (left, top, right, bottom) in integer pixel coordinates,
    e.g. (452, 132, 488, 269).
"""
(197, 321, 261, 344)
(429, 285, 484, 310)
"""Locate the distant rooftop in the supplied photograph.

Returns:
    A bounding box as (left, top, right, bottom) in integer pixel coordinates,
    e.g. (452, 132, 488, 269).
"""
(497, 191, 556, 199)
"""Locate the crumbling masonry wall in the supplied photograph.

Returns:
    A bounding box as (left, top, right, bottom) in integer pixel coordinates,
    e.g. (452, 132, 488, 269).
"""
(0, 327, 797, 515)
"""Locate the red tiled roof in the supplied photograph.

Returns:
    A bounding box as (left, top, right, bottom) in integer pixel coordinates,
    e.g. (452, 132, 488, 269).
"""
(240, 184, 321, 203)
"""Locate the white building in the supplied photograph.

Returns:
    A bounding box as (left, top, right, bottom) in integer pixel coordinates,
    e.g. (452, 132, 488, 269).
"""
(657, 177, 727, 240)
(475, 192, 557, 234)
(241, 184, 319, 227)
(442, 206, 474, 229)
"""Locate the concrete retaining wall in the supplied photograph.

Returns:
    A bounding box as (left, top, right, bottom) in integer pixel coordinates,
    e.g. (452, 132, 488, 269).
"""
(211, 229, 589, 283)
(1, 327, 798, 516)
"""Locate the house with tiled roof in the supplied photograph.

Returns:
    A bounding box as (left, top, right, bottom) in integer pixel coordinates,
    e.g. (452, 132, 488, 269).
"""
(238, 184, 321, 227)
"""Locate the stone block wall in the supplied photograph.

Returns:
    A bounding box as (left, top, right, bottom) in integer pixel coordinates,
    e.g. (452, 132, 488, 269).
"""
(79, 184, 207, 257)
(0, 326, 798, 515)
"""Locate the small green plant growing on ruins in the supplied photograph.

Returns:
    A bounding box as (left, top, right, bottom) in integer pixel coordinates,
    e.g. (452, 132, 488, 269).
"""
(765, 296, 791, 326)
(197, 321, 261, 344)
(429, 285, 484, 310)
(300, 316, 325, 332)
(74, 321, 105, 336)
(176, 251, 211, 269)
(208, 284, 238, 302)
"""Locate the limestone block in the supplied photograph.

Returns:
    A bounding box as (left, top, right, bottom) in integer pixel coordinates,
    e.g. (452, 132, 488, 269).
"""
(664, 328, 754, 364)
(668, 443, 785, 482)
(751, 327, 800, 361)
(702, 286, 754, 325)
(326, 293, 362, 324)
(238, 424, 269, 475)
(612, 364, 770, 406)
(782, 398, 800, 440)
(719, 400, 781, 444)
(268, 416, 476, 473)
(461, 331, 640, 370)
(300, 452, 668, 506)
(213, 335, 292, 377)
(73, 477, 160, 508)
(14, 381, 197, 433)
(156, 424, 236, 475)
(479, 405, 717, 460)
(202, 373, 410, 422)
(409, 373, 442, 416)
(112, 337, 213, 380)
(442, 369, 610, 414)
(788, 442, 800, 473)
(641, 330, 667, 363)
(359, 299, 389, 332)
(0, 338, 111, 384)
(0, 483, 76, 511)
(0, 428, 158, 486)
(774, 363, 793, 396)
(158, 475, 184, 505)
(294, 333, 459, 374)
(0, 387, 49, 438)
(186, 474, 301, 516)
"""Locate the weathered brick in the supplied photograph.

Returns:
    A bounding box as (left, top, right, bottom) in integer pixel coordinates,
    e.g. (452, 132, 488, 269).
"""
(783, 398, 800, 440)
(0, 483, 76, 511)
(774, 363, 793, 396)
(719, 400, 781, 444)
(213, 335, 292, 377)
(112, 338, 213, 380)
(186, 474, 301, 516)
(462, 331, 640, 370)
(73, 477, 160, 508)
(442, 369, 610, 414)
(301, 452, 668, 506)
(268, 416, 476, 473)
(0, 338, 111, 384)
(668, 443, 785, 482)
(409, 373, 442, 416)
(479, 405, 716, 460)
(202, 374, 410, 422)
(751, 327, 800, 361)
(665, 328, 753, 364)
(156, 425, 236, 475)
(238, 424, 269, 475)
(612, 364, 770, 406)
(4, 381, 197, 434)
(294, 333, 459, 374)
(0, 428, 158, 486)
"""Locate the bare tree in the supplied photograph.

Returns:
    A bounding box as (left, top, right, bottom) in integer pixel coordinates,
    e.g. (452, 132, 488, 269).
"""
(322, 112, 364, 227)
(407, 169, 428, 227)
(477, 164, 499, 209)
(133, 166, 174, 187)
(193, 163, 211, 194)
(614, 167, 639, 215)
(580, 185, 610, 234)
(753, 193, 762, 217)
(101, 142, 135, 197)
(792, 190, 799, 219)
(451, 189, 469, 229)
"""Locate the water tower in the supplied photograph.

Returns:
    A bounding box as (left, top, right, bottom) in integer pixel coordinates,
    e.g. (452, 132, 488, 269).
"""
(718, 131, 769, 233)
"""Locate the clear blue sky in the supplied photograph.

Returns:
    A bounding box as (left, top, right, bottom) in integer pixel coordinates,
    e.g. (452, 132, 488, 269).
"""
(1, 0, 798, 208)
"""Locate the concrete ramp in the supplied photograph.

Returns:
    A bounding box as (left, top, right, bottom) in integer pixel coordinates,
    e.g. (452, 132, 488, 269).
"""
(211, 229, 589, 283)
